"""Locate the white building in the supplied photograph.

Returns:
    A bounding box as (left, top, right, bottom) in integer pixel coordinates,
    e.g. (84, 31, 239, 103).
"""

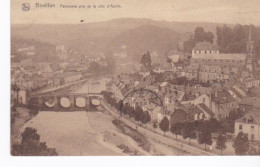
(235, 111, 260, 141)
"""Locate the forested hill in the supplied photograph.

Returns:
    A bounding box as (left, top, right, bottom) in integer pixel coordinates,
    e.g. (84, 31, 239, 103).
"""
(11, 18, 230, 58)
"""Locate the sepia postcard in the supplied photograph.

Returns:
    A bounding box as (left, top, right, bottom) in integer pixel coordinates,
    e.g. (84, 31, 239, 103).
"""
(10, 0, 260, 156)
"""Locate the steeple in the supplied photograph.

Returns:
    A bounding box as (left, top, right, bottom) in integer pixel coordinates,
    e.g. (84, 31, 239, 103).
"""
(248, 25, 252, 42)
(246, 24, 254, 72)
(247, 24, 254, 54)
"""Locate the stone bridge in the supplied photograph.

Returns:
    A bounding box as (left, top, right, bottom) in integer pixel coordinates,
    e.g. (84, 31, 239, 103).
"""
(29, 93, 103, 111)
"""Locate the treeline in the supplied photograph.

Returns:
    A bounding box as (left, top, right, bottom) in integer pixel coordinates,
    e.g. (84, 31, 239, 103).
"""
(160, 116, 250, 155)
(183, 27, 214, 53)
(159, 117, 218, 150)
(183, 24, 260, 56)
(217, 24, 253, 53)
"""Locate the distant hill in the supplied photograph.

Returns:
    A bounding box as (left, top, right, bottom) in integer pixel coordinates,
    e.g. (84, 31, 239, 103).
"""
(11, 18, 233, 58)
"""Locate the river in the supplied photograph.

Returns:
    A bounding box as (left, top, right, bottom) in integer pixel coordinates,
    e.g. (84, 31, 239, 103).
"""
(71, 78, 110, 94)
(23, 77, 184, 155)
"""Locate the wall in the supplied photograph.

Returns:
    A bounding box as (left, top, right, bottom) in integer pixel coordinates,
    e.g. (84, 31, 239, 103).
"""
(235, 122, 260, 141)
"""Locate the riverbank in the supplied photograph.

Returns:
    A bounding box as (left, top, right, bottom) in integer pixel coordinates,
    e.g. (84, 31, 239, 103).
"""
(101, 100, 213, 155)
(11, 107, 34, 145)
(33, 79, 88, 96)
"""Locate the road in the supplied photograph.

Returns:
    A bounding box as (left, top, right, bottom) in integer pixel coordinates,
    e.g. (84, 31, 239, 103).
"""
(101, 100, 215, 156)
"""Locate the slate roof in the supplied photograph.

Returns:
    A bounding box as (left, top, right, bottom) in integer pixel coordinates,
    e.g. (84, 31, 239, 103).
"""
(197, 103, 214, 117)
(236, 110, 260, 125)
(193, 41, 218, 51)
(240, 97, 260, 108)
(230, 87, 243, 99)
(211, 89, 237, 104)
(192, 53, 246, 60)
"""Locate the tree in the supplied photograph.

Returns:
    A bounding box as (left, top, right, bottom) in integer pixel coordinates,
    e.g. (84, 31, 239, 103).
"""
(140, 111, 151, 126)
(208, 118, 220, 132)
(183, 35, 195, 53)
(198, 130, 213, 150)
(159, 116, 169, 136)
(128, 106, 135, 118)
(216, 134, 227, 155)
(12, 127, 58, 156)
(203, 31, 214, 44)
(182, 122, 196, 144)
(141, 51, 152, 69)
(134, 106, 143, 124)
(233, 132, 249, 155)
(153, 121, 157, 131)
(194, 27, 205, 44)
(170, 122, 183, 139)
(122, 103, 130, 115)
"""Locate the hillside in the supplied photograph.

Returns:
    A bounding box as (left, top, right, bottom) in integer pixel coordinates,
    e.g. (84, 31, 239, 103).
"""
(11, 18, 233, 58)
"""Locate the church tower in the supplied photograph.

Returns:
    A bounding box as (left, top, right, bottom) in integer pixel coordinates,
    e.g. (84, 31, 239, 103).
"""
(247, 25, 254, 54)
(246, 25, 254, 72)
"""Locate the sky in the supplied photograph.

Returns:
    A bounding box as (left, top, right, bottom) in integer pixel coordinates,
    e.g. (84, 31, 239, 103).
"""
(11, 0, 260, 25)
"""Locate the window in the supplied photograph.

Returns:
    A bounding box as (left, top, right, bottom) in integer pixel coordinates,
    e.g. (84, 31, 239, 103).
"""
(251, 126, 254, 131)
(203, 98, 205, 103)
(251, 134, 255, 140)
(239, 124, 243, 130)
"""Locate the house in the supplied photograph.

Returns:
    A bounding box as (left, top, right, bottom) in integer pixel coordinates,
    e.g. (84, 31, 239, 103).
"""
(149, 106, 163, 122)
(188, 85, 212, 98)
(167, 51, 186, 63)
(243, 77, 260, 89)
(193, 93, 211, 108)
(198, 65, 231, 82)
(181, 93, 214, 120)
(195, 103, 214, 120)
(181, 93, 211, 108)
(186, 64, 199, 80)
(153, 65, 165, 73)
(139, 71, 150, 78)
(211, 89, 239, 120)
(239, 97, 260, 112)
(235, 110, 260, 141)
(107, 82, 124, 102)
(11, 85, 27, 105)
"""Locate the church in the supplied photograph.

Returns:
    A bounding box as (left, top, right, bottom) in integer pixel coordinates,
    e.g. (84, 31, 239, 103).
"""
(190, 25, 255, 71)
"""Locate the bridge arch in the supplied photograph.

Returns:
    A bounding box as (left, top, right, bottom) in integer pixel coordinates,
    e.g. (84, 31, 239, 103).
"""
(60, 97, 71, 108)
(75, 97, 86, 108)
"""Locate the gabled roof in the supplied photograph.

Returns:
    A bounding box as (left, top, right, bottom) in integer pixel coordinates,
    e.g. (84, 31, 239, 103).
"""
(196, 103, 214, 117)
(211, 89, 237, 104)
(229, 87, 243, 99)
(236, 110, 260, 125)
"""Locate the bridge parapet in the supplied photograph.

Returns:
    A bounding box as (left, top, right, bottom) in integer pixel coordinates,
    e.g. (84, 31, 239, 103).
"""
(30, 93, 102, 111)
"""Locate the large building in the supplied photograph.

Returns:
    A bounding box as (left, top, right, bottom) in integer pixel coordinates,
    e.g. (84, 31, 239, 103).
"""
(191, 41, 246, 68)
